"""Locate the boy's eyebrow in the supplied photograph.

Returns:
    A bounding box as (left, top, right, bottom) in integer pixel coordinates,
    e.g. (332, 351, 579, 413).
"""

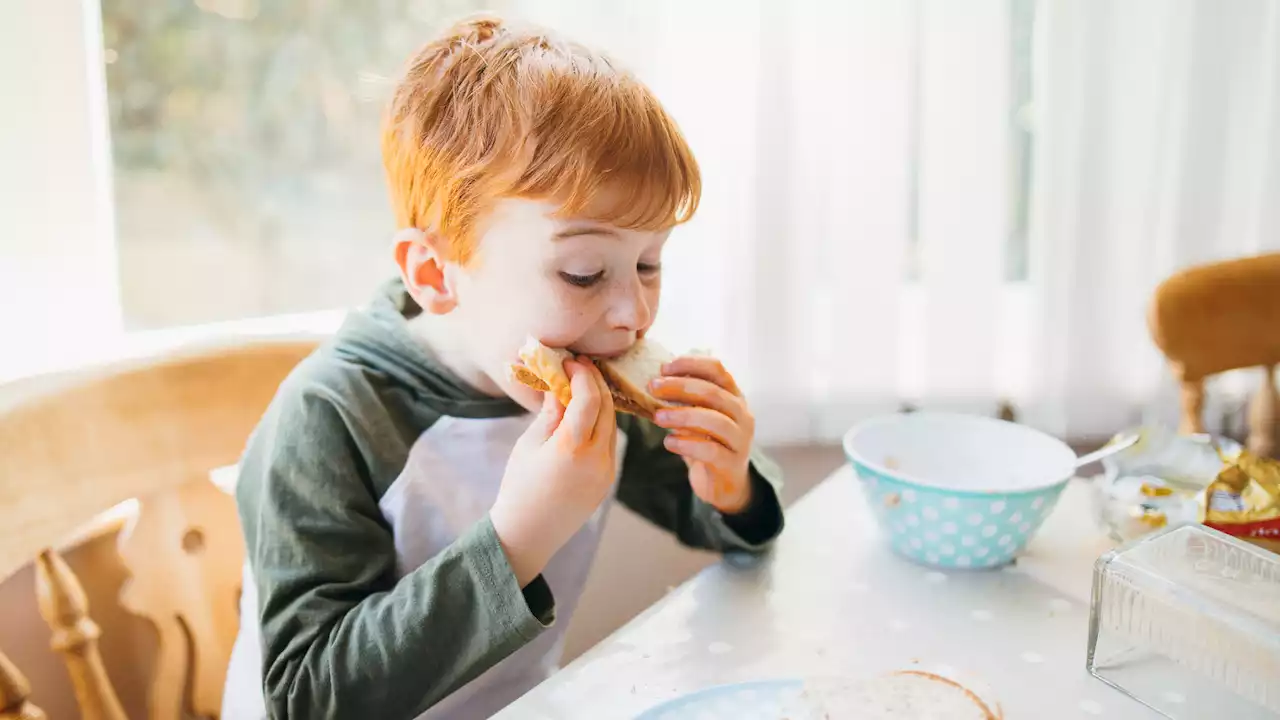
(552, 224, 620, 240)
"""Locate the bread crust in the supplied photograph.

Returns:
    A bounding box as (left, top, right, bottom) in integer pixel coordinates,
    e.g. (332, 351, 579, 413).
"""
(512, 343, 573, 407)
(892, 671, 1002, 720)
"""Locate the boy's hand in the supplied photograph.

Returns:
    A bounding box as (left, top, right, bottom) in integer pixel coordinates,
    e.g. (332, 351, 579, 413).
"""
(649, 357, 755, 515)
(491, 358, 617, 587)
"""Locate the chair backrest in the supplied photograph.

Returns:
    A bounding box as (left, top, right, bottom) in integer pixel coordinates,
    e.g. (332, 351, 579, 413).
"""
(0, 337, 320, 720)
(1149, 252, 1280, 456)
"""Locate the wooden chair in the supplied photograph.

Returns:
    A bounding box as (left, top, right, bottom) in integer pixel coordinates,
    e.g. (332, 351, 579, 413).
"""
(0, 337, 320, 719)
(1149, 252, 1280, 457)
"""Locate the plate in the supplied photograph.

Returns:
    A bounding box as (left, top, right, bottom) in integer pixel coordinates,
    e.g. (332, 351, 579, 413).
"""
(633, 679, 804, 720)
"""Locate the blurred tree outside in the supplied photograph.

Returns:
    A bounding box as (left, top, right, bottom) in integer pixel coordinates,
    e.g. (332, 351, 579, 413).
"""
(101, 0, 487, 328)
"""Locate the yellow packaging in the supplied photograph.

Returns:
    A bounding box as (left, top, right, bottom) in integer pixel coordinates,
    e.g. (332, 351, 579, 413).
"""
(1201, 450, 1280, 553)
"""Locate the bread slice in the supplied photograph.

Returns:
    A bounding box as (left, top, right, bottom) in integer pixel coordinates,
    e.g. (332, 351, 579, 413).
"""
(508, 336, 679, 421)
(511, 337, 573, 407)
(594, 339, 676, 421)
(795, 671, 1001, 719)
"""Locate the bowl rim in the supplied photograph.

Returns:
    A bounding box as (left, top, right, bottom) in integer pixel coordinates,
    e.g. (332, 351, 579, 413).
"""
(842, 411, 1077, 497)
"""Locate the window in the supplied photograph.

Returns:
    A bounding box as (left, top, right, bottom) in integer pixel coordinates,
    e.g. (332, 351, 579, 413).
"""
(101, 0, 485, 330)
(99, 0, 1038, 327)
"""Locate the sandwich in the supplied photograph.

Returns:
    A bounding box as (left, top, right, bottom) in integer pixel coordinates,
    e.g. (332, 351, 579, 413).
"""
(508, 336, 678, 421)
(792, 670, 1002, 719)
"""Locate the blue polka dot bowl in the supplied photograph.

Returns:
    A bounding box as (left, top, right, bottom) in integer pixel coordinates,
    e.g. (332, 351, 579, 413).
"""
(843, 412, 1077, 570)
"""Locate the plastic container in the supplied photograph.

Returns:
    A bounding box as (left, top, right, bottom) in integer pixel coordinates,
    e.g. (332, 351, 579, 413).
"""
(1087, 523, 1280, 718)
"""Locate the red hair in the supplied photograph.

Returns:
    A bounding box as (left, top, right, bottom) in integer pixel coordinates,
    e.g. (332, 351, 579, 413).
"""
(381, 15, 701, 264)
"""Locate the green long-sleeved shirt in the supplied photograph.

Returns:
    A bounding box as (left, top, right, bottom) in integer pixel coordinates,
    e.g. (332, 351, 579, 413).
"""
(221, 280, 785, 719)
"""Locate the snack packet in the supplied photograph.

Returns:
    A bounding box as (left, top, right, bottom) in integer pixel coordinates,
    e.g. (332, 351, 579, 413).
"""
(1201, 449, 1280, 553)
(1094, 426, 1238, 542)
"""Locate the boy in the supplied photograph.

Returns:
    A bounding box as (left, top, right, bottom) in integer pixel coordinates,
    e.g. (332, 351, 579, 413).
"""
(222, 15, 784, 719)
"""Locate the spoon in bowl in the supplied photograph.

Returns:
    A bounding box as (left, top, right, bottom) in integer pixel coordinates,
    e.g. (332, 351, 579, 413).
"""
(1074, 432, 1141, 469)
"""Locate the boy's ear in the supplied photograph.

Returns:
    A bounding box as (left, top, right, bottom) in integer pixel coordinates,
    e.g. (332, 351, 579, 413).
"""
(394, 229, 458, 314)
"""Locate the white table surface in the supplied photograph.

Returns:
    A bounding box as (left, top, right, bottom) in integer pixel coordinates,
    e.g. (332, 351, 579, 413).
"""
(495, 467, 1167, 719)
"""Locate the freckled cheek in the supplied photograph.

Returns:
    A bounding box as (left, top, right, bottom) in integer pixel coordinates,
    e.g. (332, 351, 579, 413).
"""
(518, 286, 607, 343)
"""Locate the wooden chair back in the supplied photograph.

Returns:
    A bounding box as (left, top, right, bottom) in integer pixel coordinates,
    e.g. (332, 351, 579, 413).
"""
(1149, 252, 1280, 456)
(0, 338, 319, 720)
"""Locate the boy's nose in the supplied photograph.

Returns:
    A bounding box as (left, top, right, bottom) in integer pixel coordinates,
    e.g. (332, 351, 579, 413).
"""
(608, 278, 653, 333)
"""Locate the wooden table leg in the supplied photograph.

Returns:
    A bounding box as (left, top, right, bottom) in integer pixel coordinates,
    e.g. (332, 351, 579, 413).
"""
(1179, 378, 1206, 435)
(1248, 365, 1278, 457)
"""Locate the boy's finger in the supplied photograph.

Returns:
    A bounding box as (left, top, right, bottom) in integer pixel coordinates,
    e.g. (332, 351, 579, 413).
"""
(587, 358, 616, 443)
(529, 389, 565, 440)
(660, 356, 742, 396)
(652, 407, 741, 453)
(648, 376, 748, 422)
(560, 360, 601, 445)
(663, 433, 735, 470)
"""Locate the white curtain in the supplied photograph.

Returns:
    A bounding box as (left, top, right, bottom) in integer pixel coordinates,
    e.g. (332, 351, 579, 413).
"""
(0, 0, 122, 379)
(1031, 0, 1280, 440)
(514, 0, 1280, 444)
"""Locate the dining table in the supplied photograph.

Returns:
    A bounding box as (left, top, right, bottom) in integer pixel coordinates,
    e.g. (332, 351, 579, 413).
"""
(494, 465, 1171, 719)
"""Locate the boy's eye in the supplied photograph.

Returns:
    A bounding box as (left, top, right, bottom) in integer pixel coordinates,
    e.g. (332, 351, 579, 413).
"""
(560, 270, 604, 288)
(638, 262, 662, 276)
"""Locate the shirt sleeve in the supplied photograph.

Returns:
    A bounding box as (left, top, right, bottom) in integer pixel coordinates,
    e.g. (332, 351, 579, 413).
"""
(236, 388, 550, 719)
(614, 414, 785, 553)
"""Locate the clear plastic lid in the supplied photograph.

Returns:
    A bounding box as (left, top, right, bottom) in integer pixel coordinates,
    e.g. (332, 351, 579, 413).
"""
(1088, 523, 1280, 718)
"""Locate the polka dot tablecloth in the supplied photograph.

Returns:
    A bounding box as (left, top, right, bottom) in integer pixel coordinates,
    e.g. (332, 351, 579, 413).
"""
(495, 471, 1168, 720)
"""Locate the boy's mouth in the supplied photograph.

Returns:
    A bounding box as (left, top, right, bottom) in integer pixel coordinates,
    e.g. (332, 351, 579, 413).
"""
(564, 340, 635, 360)
(583, 348, 630, 360)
